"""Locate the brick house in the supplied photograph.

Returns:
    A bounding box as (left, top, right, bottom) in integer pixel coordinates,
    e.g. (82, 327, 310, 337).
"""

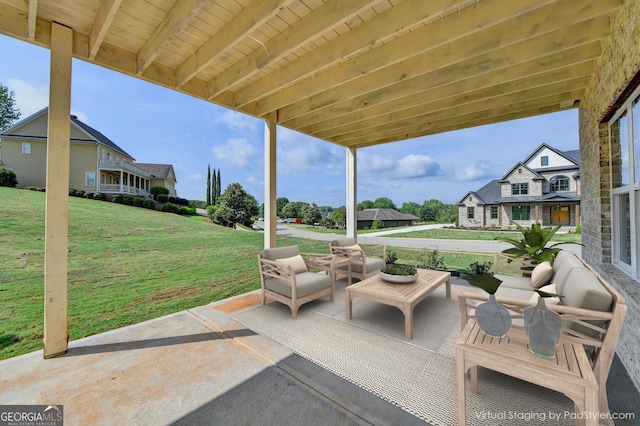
(457, 144, 580, 229)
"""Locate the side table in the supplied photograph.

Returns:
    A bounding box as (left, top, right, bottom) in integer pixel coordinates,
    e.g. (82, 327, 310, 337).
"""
(456, 320, 599, 426)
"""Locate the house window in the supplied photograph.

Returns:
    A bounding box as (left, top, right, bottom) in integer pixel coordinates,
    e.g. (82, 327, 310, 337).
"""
(86, 172, 96, 187)
(512, 206, 530, 220)
(21, 142, 31, 154)
(467, 207, 475, 219)
(511, 183, 529, 195)
(550, 176, 570, 192)
(608, 83, 640, 279)
(541, 156, 549, 166)
(490, 206, 498, 219)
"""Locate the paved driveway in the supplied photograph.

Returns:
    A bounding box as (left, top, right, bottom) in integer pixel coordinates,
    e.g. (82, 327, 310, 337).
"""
(262, 222, 582, 256)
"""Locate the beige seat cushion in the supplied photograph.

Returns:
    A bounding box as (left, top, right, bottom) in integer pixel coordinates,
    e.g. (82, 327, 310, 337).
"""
(494, 274, 535, 291)
(349, 257, 385, 274)
(531, 261, 553, 288)
(265, 272, 332, 298)
(275, 254, 308, 273)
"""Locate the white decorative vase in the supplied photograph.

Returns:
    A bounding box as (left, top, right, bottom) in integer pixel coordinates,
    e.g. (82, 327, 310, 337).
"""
(523, 297, 562, 359)
(379, 271, 418, 284)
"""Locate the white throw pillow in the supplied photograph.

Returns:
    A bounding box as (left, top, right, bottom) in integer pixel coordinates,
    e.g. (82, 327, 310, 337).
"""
(529, 283, 561, 305)
(276, 255, 308, 274)
(344, 244, 363, 251)
(531, 261, 553, 288)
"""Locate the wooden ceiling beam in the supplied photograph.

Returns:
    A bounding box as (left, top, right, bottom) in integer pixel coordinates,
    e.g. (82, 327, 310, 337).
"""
(340, 87, 585, 147)
(205, 0, 383, 99)
(248, 0, 614, 115)
(27, 0, 37, 40)
(175, 0, 294, 88)
(350, 102, 575, 148)
(316, 60, 593, 139)
(300, 41, 602, 137)
(136, 0, 207, 75)
(273, 2, 613, 124)
(88, 0, 123, 59)
(227, 0, 486, 109)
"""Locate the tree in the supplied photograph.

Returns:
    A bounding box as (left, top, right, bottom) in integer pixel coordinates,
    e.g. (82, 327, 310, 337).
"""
(0, 167, 18, 187)
(373, 197, 397, 210)
(0, 83, 20, 132)
(303, 202, 322, 225)
(216, 169, 221, 203)
(206, 165, 211, 206)
(217, 182, 259, 227)
(400, 201, 422, 218)
(357, 200, 374, 210)
(211, 169, 219, 205)
(329, 206, 346, 228)
(150, 186, 169, 198)
(276, 197, 290, 217)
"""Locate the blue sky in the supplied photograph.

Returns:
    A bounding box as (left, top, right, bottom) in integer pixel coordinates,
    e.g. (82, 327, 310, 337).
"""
(0, 34, 579, 207)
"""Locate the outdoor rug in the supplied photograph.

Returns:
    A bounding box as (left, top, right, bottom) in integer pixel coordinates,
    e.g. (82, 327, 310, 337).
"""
(232, 283, 575, 425)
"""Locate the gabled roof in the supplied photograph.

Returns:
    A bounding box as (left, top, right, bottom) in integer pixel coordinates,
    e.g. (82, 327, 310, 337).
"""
(499, 162, 545, 182)
(357, 208, 418, 222)
(135, 164, 176, 182)
(70, 114, 133, 159)
(522, 143, 580, 167)
(1, 107, 133, 159)
(457, 180, 501, 206)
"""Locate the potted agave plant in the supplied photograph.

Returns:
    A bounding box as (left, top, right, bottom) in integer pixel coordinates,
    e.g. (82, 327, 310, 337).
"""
(494, 223, 579, 275)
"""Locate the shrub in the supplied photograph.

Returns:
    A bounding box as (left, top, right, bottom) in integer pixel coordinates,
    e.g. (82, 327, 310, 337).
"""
(175, 197, 189, 206)
(417, 248, 446, 270)
(160, 202, 178, 214)
(156, 194, 168, 203)
(84, 192, 94, 199)
(24, 186, 38, 191)
(468, 261, 493, 275)
(386, 250, 398, 264)
(122, 195, 134, 205)
(168, 196, 176, 204)
(189, 200, 206, 209)
(150, 186, 169, 198)
(133, 197, 144, 207)
(177, 206, 196, 215)
(112, 194, 124, 204)
(93, 192, 105, 201)
(0, 167, 18, 187)
(371, 219, 385, 229)
(575, 224, 581, 234)
(142, 198, 156, 210)
(69, 189, 77, 196)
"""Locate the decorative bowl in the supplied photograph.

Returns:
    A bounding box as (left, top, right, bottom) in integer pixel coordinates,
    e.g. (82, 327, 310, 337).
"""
(380, 271, 418, 284)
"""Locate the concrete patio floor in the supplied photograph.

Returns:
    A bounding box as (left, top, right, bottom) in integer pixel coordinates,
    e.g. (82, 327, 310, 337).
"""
(1, 282, 638, 425)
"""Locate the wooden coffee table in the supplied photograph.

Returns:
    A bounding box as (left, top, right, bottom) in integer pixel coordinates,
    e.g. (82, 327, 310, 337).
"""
(345, 269, 451, 340)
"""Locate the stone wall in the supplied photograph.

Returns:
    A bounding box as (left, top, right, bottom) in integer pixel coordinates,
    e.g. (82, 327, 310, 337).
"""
(579, 0, 640, 392)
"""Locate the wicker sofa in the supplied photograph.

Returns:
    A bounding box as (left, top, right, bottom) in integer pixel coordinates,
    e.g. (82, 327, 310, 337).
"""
(458, 250, 627, 422)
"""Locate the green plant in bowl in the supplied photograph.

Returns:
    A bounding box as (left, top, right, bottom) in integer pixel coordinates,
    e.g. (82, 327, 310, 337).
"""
(381, 264, 417, 276)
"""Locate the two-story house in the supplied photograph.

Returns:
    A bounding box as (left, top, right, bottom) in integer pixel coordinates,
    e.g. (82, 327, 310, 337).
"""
(0, 107, 177, 197)
(457, 143, 580, 229)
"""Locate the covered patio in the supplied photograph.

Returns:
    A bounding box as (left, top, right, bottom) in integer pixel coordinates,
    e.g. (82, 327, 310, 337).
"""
(1, 0, 639, 422)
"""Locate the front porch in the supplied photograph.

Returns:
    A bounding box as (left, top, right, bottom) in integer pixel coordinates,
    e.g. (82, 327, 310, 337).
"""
(1, 278, 637, 425)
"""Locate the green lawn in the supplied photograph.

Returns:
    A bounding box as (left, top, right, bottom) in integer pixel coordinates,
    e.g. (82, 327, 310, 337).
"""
(391, 228, 582, 244)
(0, 187, 490, 360)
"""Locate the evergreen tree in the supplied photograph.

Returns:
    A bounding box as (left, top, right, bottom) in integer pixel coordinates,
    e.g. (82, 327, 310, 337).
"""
(216, 169, 221, 203)
(0, 83, 21, 132)
(206, 165, 211, 206)
(212, 168, 217, 205)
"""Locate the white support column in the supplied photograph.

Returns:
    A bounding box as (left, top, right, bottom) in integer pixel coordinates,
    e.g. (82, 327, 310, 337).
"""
(43, 22, 73, 358)
(346, 147, 357, 240)
(264, 111, 277, 249)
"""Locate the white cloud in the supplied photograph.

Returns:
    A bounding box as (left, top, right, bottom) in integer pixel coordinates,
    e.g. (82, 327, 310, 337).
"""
(211, 137, 259, 169)
(359, 152, 441, 179)
(277, 130, 342, 175)
(7, 79, 48, 117)
(213, 110, 259, 135)
(454, 161, 495, 181)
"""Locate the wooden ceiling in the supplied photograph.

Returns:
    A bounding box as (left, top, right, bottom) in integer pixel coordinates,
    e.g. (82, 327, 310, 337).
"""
(0, 0, 622, 148)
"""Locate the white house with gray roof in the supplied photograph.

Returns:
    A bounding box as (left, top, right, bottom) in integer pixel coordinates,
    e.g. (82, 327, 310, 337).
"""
(457, 143, 580, 229)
